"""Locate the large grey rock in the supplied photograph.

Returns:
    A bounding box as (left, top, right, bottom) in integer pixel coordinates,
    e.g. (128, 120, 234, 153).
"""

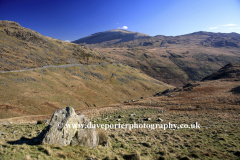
(40, 106, 99, 148)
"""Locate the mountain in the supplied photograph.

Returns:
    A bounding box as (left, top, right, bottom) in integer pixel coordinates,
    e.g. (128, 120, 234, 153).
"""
(0, 20, 172, 118)
(72, 29, 152, 46)
(73, 30, 240, 48)
(73, 30, 240, 86)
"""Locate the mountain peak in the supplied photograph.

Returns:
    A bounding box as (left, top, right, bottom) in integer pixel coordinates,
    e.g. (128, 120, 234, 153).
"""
(72, 29, 151, 45)
(0, 20, 21, 27)
(108, 29, 127, 32)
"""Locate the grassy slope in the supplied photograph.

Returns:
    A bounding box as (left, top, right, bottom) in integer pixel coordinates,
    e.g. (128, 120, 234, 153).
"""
(76, 31, 240, 87)
(0, 81, 239, 160)
(96, 45, 240, 86)
(0, 64, 172, 119)
(0, 20, 105, 71)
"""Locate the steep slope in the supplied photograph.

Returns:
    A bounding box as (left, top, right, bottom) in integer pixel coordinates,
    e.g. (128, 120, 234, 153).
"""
(96, 47, 240, 86)
(0, 64, 172, 119)
(0, 20, 106, 71)
(72, 29, 152, 46)
(74, 30, 240, 86)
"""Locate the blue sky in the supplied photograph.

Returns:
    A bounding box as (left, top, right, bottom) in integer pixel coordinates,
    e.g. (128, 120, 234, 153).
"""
(0, 0, 240, 42)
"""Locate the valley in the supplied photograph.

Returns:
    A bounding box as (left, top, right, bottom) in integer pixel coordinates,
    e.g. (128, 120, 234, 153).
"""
(74, 30, 240, 86)
(0, 20, 239, 160)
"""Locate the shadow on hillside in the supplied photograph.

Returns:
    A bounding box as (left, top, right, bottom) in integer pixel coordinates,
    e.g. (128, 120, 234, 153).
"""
(230, 86, 240, 94)
(7, 136, 40, 145)
(7, 126, 49, 145)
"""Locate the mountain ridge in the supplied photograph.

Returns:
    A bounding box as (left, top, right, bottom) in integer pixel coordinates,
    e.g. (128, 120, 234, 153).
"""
(73, 29, 240, 48)
(0, 20, 107, 71)
(74, 29, 240, 86)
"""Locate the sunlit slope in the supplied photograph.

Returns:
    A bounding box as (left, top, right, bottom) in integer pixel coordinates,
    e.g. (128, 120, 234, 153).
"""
(74, 29, 240, 86)
(0, 64, 172, 118)
(0, 20, 106, 71)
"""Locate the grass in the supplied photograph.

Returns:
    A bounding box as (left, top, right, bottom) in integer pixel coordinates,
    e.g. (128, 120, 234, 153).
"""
(0, 106, 239, 160)
(0, 20, 106, 71)
(0, 64, 172, 118)
(0, 80, 239, 159)
(96, 43, 240, 86)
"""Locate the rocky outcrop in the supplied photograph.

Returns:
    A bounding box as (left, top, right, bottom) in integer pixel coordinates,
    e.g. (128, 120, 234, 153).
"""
(154, 82, 201, 97)
(201, 36, 240, 48)
(202, 63, 240, 81)
(40, 106, 99, 148)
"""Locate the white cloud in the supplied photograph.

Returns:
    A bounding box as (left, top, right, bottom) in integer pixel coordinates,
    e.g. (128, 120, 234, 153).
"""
(64, 40, 71, 42)
(118, 26, 128, 30)
(122, 26, 128, 29)
(209, 27, 218, 29)
(221, 24, 237, 27)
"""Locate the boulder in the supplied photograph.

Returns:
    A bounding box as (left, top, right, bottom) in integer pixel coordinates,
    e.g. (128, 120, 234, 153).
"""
(129, 117, 135, 121)
(118, 115, 124, 118)
(143, 118, 151, 121)
(129, 113, 136, 117)
(39, 106, 99, 148)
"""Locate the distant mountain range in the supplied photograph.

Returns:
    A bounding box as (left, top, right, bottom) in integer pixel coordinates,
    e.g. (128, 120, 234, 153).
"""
(73, 29, 240, 48)
(73, 29, 240, 86)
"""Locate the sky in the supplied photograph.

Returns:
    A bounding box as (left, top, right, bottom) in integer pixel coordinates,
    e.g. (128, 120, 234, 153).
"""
(0, 0, 240, 42)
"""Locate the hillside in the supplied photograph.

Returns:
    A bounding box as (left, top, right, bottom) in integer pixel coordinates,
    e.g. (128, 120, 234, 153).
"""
(0, 20, 106, 71)
(202, 63, 240, 81)
(0, 64, 172, 119)
(72, 29, 152, 46)
(0, 65, 239, 160)
(0, 20, 172, 119)
(73, 30, 240, 86)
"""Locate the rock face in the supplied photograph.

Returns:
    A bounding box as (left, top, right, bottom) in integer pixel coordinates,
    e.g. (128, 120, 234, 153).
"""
(202, 63, 240, 81)
(40, 106, 99, 148)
